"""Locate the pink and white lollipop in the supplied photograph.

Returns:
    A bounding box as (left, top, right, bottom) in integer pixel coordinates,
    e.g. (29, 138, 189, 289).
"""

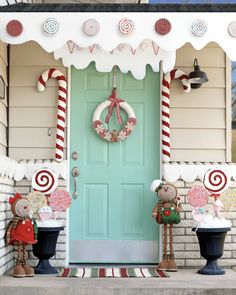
(32, 168, 58, 195)
(187, 185, 209, 208)
(203, 168, 230, 194)
(49, 189, 72, 211)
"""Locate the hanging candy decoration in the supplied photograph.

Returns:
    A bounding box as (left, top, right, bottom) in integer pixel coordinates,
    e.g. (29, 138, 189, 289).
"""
(118, 18, 135, 36)
(228, 21, 236, 38)
(38, 68, 67, 162)
(187, 186, 209, 208)
(27, 191, 47, 215)
(49, 189, 72, 211)
(6, 20, 23, 37)
(92, 88, 137, 142)
(83, 19, 100, 36)
(161, 69, 191, 163)
(191, 19, 208, 37)
(203, 168, 230, 195)
(31, 168, 58, 195)
(43, 18, 59, 35)
(155, 18, 171, 35)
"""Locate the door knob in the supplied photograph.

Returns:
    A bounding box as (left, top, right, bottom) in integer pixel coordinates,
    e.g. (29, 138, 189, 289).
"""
(72, 167, 80, 199)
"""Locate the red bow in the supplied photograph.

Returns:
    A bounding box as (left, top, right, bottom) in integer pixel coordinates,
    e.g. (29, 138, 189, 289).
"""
(211, 193, 220, 200)
(9, 193, 22, 205)
(105, 88, 124, 125)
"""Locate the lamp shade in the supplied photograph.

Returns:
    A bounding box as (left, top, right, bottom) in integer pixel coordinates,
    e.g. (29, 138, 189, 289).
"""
(187, 58, 208, 89)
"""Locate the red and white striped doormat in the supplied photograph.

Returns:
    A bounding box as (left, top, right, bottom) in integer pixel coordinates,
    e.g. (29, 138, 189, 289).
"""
(58, 267, 169, 278)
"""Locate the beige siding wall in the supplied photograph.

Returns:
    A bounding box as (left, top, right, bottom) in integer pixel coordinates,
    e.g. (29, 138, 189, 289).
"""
(171, 42, 228, 162)
(9, 42, 67, 160)
(0, 42, 8, 156)
(8, 41, 228, 162)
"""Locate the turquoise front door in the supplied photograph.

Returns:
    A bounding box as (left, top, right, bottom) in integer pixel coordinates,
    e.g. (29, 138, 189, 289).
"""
(70, 64, 160, 263)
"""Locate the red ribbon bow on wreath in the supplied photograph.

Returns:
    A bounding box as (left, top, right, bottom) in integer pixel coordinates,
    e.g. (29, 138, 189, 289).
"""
(105, 88, 124, 125)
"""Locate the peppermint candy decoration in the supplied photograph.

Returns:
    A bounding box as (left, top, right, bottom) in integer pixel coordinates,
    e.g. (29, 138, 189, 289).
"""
(83, 19, 100, 36)
(49, 189, 72, 211)
(228, 21, 236, 38)
(32, 168, 58, 195)
(155, 18, 171, 35)
(43, 18, 59, 35)
(191, 19, 207, 37)
(203, 168, 230, 194)
(6, 20, 23, 37)
(27, 191, 47, 214)
(187, 186, 209, 208)
(119, 18, 135, 36)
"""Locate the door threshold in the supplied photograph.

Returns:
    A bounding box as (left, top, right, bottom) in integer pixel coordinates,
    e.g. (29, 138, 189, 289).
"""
(69, 263, 158, 267)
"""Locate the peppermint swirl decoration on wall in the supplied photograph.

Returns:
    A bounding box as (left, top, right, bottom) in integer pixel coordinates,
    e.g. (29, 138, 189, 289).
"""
(43, 18, 59, 35)
(191, 19, 208, 37)
(228, 21, 236, 38)
(119, 18, 135, 36)
(155, 18, 171, 35)
(83, 19, 100, 36)
(32, 168, 58, 195)
(203, 168, 230, 194)
(6, 20, 23, 37)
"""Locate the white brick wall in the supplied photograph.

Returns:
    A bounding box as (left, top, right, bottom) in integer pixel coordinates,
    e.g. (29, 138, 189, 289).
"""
(0, 177, 14, 275)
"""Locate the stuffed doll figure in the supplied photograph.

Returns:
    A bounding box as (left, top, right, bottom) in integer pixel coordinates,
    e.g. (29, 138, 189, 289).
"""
(151, 180, 181, 272)
(5, 193, 37, 278)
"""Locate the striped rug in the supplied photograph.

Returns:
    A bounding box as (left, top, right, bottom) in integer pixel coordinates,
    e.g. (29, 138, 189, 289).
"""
(58, 267, 169, 278)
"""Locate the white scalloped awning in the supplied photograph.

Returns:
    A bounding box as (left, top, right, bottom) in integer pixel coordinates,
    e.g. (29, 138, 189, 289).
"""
(0, 12, 236, 74)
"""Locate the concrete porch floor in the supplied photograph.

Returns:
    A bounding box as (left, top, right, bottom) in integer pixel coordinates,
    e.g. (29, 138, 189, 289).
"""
(0, 269, 236, 295)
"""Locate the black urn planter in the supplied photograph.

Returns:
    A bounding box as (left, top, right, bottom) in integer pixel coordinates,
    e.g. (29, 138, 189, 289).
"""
(192, 227, 231, 275)
(33, 226, 64, 274)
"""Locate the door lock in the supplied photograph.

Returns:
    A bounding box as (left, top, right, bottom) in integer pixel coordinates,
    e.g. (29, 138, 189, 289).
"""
(72, 151, 78, 161)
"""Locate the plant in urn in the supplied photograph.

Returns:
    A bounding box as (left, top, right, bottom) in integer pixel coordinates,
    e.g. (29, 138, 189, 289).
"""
(188, 168, 231, 275)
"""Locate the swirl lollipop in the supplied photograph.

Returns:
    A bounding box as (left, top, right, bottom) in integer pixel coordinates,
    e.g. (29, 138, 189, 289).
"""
(203, 168, 230, 194)
(49, 189, 72, 211)
(221, 189, 236, 211)
(118, 18, 135, 36)
(191, 19, 208, 37)
(32, 168, 58, 195)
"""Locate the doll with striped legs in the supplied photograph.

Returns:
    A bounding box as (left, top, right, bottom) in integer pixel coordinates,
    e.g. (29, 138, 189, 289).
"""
(151, 180, 181, 272)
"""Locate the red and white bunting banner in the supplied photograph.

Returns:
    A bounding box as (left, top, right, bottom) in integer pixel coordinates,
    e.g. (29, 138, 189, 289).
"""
(38, 68, 67, 162)
(161, 69, 191, 163)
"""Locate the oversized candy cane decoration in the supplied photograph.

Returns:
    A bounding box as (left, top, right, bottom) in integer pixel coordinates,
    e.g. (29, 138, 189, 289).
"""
(162, 69, 191, 163)
(38, 68, 67, 162)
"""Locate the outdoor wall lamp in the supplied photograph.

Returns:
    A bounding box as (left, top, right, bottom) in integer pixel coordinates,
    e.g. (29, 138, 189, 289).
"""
(187, 58, 208, 89)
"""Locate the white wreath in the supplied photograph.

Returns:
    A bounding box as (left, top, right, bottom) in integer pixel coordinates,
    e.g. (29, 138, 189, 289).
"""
(92, 100, 137, 142)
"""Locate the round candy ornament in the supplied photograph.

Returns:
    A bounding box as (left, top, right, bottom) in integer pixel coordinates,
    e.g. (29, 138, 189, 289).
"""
(6, 20, 23, 37)
(118, 18, 135, 36)
(203, 168, 230, 194)
(32, 168, 58, 195)
(228, 21, 236, 38)
(191, 19, 207, 37)
(49, 189, 72, 211)
(43, 18, 59, 35)
(27, 191, 47, 215)
(155, 18, 171, 35)
(187, 186, 209, 208)
(220, 189, 236, 211)
(83, 19, 100, 36)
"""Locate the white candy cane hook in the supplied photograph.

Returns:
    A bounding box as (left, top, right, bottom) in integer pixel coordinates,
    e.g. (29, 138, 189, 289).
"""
(38, 68, 67, 162)
(162, 69, 191, 163)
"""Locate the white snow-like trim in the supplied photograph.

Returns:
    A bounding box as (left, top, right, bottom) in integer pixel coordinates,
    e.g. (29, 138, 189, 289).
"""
(0, 12, 236, 60)
(0, 155, 67, 181)
(163, 162, 236, 183)
(54, 41, 176, 78)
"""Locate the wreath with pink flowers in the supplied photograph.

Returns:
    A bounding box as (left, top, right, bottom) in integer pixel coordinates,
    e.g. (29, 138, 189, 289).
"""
(92, 88, 137, 142)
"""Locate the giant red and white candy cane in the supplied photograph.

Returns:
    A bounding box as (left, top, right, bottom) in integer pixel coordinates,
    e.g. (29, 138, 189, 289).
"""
(38, 68, 67, 162)
(162, 69, 191, 163)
